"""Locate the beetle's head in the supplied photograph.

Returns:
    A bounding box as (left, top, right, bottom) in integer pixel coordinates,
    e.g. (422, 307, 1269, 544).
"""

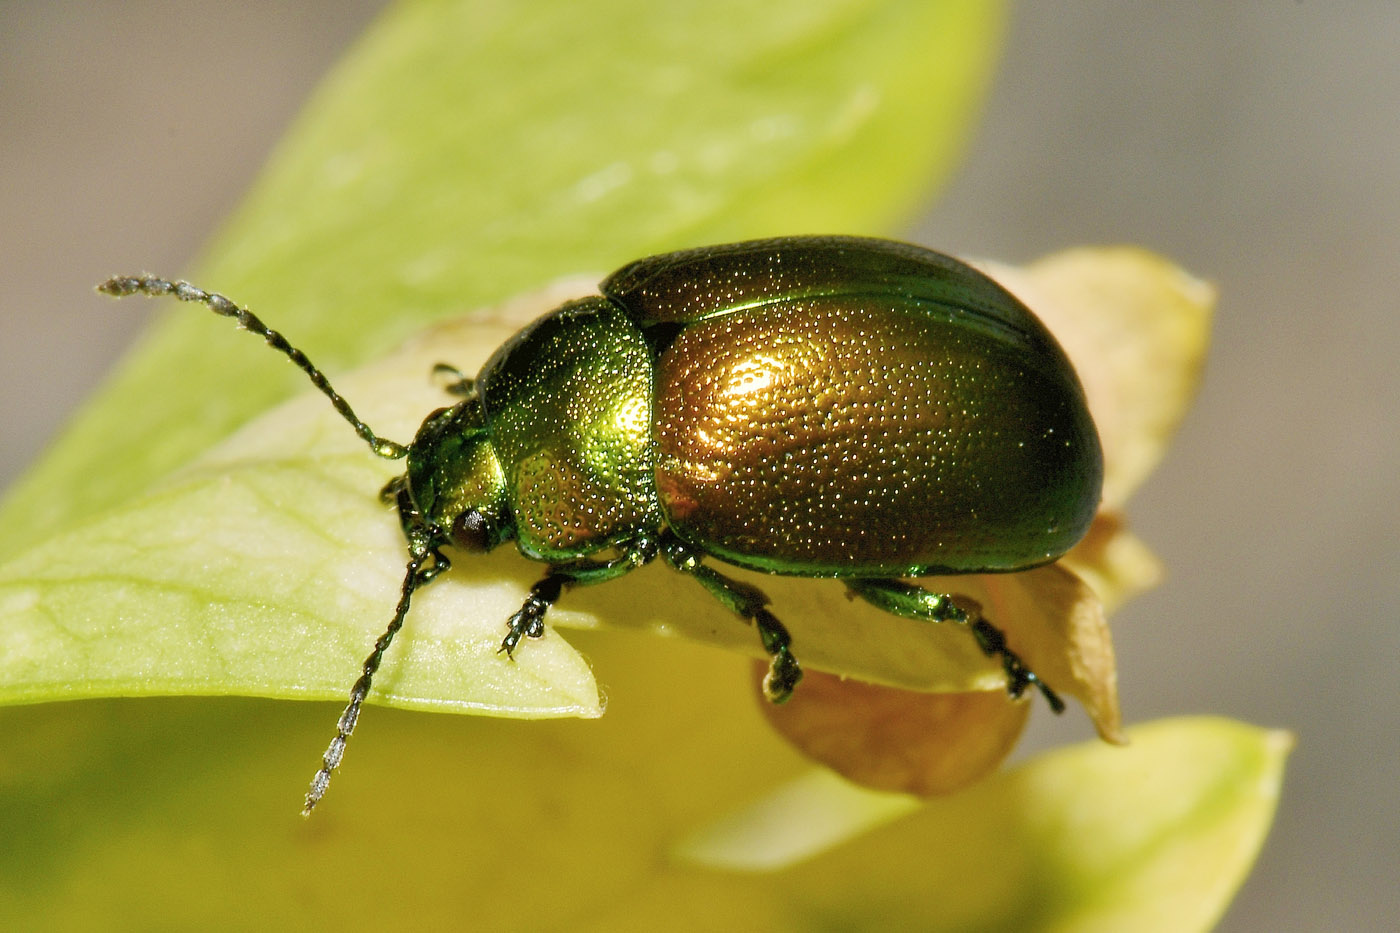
(405, 398, 513, 553)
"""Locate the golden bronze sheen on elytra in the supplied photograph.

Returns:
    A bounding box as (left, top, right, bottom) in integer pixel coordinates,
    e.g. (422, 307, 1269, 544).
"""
(99, 236, 1103, 813)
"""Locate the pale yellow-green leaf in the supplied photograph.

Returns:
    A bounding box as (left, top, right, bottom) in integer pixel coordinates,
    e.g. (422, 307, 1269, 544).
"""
(673, 768, 924, 871)
(674, 717, 1290, 933)
(0, 667, 1288, 930)
(1060, 512, 1165, 615)
(0, 0, 1004, 714)
(0, 286, 605, 714)
(0, 283, 1061, 713)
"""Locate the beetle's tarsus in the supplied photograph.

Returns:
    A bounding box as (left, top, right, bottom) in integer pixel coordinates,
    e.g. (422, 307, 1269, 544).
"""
(1022, 671, 1066, 714)
(753, 607, 803, 701)
(500, 574, 566, 656)
(967, 618, 1064, 713)
(761, 650, 803, 703)
(498, 546, 662, 658)
(415, 548, 451, 586)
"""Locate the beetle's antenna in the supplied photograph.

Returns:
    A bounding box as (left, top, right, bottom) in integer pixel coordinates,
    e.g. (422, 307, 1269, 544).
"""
(302, 546, 446, 815)
(98, 274, 408, 460)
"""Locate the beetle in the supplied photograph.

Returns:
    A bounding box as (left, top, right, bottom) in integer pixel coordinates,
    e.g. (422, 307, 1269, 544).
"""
(100, 235, 1103, 813)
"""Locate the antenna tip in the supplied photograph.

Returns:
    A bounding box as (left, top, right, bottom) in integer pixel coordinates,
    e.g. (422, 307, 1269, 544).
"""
(97, 275, 141, 296)
(97, 274, 175, 298)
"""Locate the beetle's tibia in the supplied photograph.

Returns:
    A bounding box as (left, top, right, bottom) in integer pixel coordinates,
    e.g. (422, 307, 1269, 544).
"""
(98, 274, 409, 461)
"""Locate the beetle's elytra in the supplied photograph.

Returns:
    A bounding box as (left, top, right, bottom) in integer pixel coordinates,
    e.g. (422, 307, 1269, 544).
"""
(100, 235, 1103, 813)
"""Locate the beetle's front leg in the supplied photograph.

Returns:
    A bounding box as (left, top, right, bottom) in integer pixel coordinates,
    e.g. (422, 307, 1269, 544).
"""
(499, 538, 660, 657)
(846, 578, 1065, 713)
(430, 362, 475, 397)
(499, 574, 564, 655)
(660, 533, 802, 703)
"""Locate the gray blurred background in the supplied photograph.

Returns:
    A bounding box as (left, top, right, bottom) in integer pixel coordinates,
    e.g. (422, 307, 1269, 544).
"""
(1, 3, 1395, 930)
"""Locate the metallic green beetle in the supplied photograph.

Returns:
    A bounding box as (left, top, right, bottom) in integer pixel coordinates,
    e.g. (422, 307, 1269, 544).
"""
(101, 235, 1103, 813)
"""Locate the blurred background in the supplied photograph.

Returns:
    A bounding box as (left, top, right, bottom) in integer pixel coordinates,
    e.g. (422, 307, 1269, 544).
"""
(1, 3, 1395, 929)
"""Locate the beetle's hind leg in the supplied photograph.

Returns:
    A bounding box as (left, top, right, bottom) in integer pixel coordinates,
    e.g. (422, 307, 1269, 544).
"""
(846, 579, 1065, 714)
(660, 534, 802, 703)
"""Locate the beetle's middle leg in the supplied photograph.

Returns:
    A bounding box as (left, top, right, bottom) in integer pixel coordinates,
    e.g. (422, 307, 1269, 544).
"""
(846, 578, 1065, 714)
(659, 533, 802, 703)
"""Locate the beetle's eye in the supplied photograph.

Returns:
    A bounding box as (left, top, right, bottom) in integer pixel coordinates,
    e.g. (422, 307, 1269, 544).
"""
(451, 509, 494, 552)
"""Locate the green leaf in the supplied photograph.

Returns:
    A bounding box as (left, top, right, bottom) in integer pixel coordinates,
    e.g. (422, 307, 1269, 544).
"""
(0, 669, 1289, 929)
(0, 296, 604, 716)
(0, 289, 1009, 714)
(0, 0, 1003, 714)
(674, 716, 1290, 932)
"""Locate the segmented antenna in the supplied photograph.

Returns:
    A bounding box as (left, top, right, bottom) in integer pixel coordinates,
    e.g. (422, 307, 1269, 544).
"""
(302, 547, 442, 815)
(98, 274, 408, 460)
